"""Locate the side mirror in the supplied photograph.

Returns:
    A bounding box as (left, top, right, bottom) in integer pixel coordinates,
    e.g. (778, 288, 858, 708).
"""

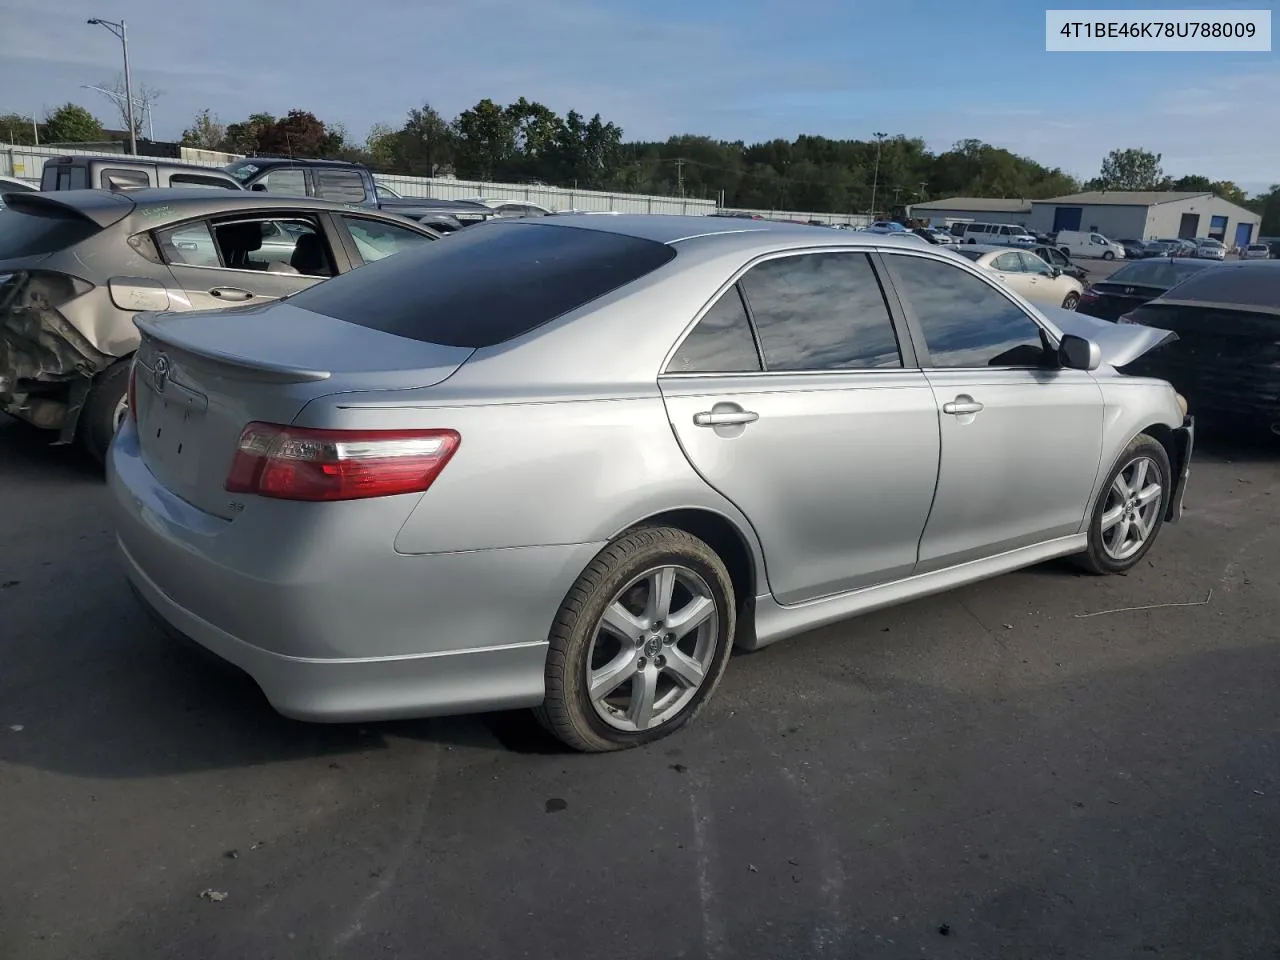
(1059, 334, 1101, 371)
(250, 183, 268, 192)
(1049, 265, 1062, 278)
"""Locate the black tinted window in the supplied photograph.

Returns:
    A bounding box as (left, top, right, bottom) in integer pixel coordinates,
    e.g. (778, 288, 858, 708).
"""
(314, 169, 367, 203)
(739, 253, 901, 371)
(887, 254, 1048, 368)
(0, 203, 100, 258)
(666, 286, 761, 374)
(289, 220, 676, 348)
(170, 174, 239, 190)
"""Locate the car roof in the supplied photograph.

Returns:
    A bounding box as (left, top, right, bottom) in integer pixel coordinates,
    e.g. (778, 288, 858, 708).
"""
(521, 214, 904, 246)
(229, 156, 360, 170)
(1153, 260, 1280, 314)
(9, 188, 429, 230)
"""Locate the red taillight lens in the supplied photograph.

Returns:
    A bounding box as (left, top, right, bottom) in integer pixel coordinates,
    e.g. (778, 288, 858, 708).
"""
(225, 423, 460, 502)
(126, 360, 138, 423)
(1080, 288, 1099, 302)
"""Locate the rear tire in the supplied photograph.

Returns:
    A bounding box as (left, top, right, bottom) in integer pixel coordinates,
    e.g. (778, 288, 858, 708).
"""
(535, 527, 735, 752)
(79, 361, 130, 466)
(1074, 434, 1171, 575)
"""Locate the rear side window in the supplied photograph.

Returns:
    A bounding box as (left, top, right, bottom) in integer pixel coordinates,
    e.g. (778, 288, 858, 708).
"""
(288, 220, 677, 348)
(169, 173, 239, 190)
(314, 169, 367, 204)
(666, 286, 761, 374)
(739, 252, 902, 371)
(100, 168, 151, 191)
(0, 203, 100, 258)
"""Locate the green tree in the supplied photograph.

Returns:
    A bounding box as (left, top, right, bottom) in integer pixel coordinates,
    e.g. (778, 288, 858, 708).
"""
(222, 112, 276, 154)
(181, 108, 226, 150)
(42, 103, 104, 143)
(1092, 147, 1163, 191)
(1210, 180, 1248, 205)
(452, 99, 515, 180)
(0, 113, 37, 145)
(1255, 185, 1280, 235)
(394, 104, 455, 176)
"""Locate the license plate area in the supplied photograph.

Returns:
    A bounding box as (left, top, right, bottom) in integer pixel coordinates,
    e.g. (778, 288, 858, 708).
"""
(138, 379, 209, 489)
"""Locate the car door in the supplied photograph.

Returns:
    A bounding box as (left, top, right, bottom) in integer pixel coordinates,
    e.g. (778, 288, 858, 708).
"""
(154, 213, 339, 311)
(990, 251, 1036, 299)
(879, 251, 1104, 572)
(659, 251, 941, 605)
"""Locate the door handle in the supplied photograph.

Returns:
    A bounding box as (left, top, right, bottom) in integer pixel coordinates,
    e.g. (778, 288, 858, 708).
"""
(693, 410, 759, 427)
(209, 287, 255, 301)
(942, 396, 984, 416)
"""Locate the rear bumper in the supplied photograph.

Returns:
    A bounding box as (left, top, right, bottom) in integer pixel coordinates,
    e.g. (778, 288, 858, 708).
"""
(108, 422, 605, 722)
(123, 545, 550, 722)
(1166, 416, 1194, 524)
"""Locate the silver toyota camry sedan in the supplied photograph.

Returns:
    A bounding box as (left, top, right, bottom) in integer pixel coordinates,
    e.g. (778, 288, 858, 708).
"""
(108, 216, 1194, 752)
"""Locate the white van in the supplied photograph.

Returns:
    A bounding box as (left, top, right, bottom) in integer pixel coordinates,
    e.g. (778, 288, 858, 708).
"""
(1057, 230, 1126, 260)
(960, 222, 1036, 247)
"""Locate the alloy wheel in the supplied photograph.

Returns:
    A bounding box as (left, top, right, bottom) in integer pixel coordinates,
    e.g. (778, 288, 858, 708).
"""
(1100, 456, 1163, 561)
(585, 564, 719, 732)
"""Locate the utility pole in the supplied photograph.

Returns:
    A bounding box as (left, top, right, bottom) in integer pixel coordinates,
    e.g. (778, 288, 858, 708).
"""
(870, 131, 887, 218)
(892, 186, 902, 206)
(675, 158, 685, 197)
(87, 18, 136, 155)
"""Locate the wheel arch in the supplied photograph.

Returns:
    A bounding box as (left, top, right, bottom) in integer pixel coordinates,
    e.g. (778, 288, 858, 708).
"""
(612, 507, 762, 650)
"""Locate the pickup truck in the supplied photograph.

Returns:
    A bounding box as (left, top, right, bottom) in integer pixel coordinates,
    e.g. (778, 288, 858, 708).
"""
(40, 155, 498, 231)
(223, 157, 497, 229)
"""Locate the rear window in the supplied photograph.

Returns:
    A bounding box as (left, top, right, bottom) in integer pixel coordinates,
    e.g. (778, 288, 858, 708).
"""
(288, 220, 677, 348)
(1105, 260, 1211, 288)
(954, 248, 983, 261)
(0, 203, 100, 258)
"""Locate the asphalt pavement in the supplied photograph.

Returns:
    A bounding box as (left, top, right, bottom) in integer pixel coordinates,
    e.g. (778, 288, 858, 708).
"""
(1, 414, 1277, 960)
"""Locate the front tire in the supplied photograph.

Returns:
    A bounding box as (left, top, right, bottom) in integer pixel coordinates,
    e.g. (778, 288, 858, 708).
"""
(1074, 434, 1171, 575)
(1103, 250, 1116, 261)
(79, 362, 130, 465)
(536, 527, 735, 752)
(1062, 292, 1080, 310)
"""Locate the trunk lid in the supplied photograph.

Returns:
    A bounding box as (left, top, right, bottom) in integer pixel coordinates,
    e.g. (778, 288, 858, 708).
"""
(132, 302, 474, 518)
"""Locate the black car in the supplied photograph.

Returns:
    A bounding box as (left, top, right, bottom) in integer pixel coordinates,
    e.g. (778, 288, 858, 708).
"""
(1117, 238, 1148, 260)
(1031, 244, 1088, 281)
(1076, 257, 1220, 322)
(1121, 261, 1280, 433)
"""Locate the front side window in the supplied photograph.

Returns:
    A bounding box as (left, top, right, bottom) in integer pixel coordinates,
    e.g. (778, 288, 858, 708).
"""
(738, 252, 902, 371)
(1017, 251, 1052, 275)
(341, 215, 435, 264)
(885, 254, 1049, 369)
(666, 286, 761, 374)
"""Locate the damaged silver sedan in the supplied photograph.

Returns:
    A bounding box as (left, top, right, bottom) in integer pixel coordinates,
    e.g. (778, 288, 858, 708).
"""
(0, 188, 439, 461)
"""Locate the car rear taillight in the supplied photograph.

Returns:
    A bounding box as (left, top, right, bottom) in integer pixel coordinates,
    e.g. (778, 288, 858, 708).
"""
(225, 423, 460, 502)
(1080, 288, 1099, 302)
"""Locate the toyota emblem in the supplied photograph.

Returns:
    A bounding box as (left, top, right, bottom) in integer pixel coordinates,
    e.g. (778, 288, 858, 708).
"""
(153, 353, 171, 394)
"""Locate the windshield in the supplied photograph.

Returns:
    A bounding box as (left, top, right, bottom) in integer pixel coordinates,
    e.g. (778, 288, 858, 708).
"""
(0, 202, 101, 258)
(224, 161, 261, 183)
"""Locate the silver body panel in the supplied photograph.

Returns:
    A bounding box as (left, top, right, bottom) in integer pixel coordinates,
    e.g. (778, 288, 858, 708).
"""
(108, 216, 1189, 720)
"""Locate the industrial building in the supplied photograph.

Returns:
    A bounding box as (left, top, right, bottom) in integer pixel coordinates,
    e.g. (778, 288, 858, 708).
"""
(906, 197, 1032, 227)
(1026, 191, 1261, 247)
(910, 191, 1262, 248)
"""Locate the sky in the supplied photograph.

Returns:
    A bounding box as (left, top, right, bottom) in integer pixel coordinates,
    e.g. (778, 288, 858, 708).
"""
(1, 0, 1276, 193)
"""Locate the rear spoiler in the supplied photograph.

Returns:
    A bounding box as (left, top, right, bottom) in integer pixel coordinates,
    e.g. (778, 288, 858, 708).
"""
(2, 190, 137, 230)
(135, 313, 332, 383)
